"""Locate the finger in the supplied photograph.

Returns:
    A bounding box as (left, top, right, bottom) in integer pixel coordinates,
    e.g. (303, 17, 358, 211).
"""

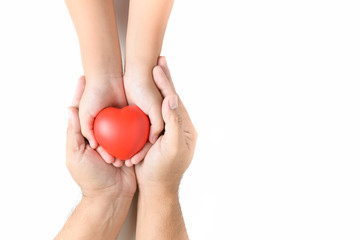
(67, 107, 85, 152)
(153, 66, 176, 99)
(96, 146, 115, 164)
(79, 111, 98, 149)
(157, 56, 175, 89)
(72, 76, 86, 108)
(148, 104, 165, 144)
(113, 159, 123, 168)
(125, 159, 133, 167)
(131, 142, 152, 165)
(161, 95, 181, 147)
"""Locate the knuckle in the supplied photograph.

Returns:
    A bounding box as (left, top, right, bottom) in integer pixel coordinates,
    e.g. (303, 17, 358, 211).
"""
(170, 113, 181, 125)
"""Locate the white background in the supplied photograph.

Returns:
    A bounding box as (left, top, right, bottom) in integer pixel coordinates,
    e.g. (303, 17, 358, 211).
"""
(0, 0, 359, 239)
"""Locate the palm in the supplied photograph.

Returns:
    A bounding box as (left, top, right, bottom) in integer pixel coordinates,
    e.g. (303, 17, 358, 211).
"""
(68, 76, 136, 197)
(68, 135, 137, 198)
(134, 136, 167, 185)
(124, 74, 164, 144)
(78, 80, 128, 152)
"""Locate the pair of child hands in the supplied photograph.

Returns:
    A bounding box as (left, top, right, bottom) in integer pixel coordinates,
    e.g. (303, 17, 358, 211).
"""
(77, 58, 169, 168)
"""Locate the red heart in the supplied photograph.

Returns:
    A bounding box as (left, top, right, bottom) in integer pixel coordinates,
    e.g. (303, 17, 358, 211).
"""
(94, 106, 150, 160)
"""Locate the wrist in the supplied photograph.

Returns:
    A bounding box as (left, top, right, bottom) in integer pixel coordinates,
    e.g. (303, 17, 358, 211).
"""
(81, 194, 134, 222)
(138, 182, 180, 200)
(125, 56, 157, 72)
(124, 61, 153, 79)
(81, 194, 134, 215)
(77, 195, 133, 239)
(138, 187, 179, 215)
(81, 187, 135, 203)
(85, 73, 123, 86)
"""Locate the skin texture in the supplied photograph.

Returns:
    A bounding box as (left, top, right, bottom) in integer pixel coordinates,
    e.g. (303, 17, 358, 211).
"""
(135, 57, 197, 240)
(65, 0, 174, 167)
(55, 76, 137, 240)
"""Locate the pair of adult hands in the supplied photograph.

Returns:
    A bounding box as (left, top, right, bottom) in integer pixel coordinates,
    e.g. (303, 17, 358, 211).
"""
(66, 57, 197, 200)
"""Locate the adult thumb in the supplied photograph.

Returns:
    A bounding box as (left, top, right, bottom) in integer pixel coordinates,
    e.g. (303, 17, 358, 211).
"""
(162, 94, 181, 143)
(67, 107, 85, 152)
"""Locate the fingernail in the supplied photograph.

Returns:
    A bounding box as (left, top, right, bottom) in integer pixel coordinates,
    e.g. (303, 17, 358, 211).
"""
(152, 135, 158, 143)
(169, 95, 178, 110)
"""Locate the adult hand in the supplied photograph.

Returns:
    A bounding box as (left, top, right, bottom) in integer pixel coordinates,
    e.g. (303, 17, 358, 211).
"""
(67, 76, 136, 200)
(134, 57, 197, 193)
(56, 77, 136, 240)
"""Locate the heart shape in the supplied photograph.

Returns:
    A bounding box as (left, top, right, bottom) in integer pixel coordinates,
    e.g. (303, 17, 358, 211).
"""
(94, 106, 150, 160)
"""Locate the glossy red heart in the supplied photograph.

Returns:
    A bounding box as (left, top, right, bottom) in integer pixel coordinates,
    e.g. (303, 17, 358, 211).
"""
(94, 106, 150, 160)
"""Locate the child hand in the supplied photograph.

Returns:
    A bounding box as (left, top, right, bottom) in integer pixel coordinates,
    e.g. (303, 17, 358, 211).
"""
(123, 67, 164, 166)
(78, 76, 128, 165)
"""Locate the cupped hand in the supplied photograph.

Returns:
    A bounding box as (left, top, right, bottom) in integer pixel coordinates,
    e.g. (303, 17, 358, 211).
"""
(78, 76, 130, 167)
(67, 76, 137, 199)
(123, 66, 164, 166)
(134, 57, 197, 192)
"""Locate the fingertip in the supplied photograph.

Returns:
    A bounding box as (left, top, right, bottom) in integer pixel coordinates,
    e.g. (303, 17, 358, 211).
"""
(88, 130, 98, 149)
(152, 66, 175, 98)
(158, 56, 166, 65)
(153, 65, 166, 84)
(130, 154, 140, 165)
(125, 160, 133, 167)
(153, 65, 164, 76)
(131, 142, 151, 165)
(149, 125, 163, 144)
(157, 56, 168, 74)
(131, 154, 143, 165)
(148, 107, 165, 144)
(150, 134, 158, 144)
(89, 138, 98, 149)
(97, 146, 115, 164)
(113, 159, 123, 168)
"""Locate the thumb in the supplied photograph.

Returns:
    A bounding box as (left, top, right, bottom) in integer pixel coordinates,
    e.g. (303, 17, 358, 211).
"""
(67, 107, 85, 152)
(161, 95, 181, 145)
(79, 110, 97, 149)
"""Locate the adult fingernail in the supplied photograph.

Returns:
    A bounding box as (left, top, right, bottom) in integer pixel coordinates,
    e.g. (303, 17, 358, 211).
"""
(169, 95, 178, 110)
